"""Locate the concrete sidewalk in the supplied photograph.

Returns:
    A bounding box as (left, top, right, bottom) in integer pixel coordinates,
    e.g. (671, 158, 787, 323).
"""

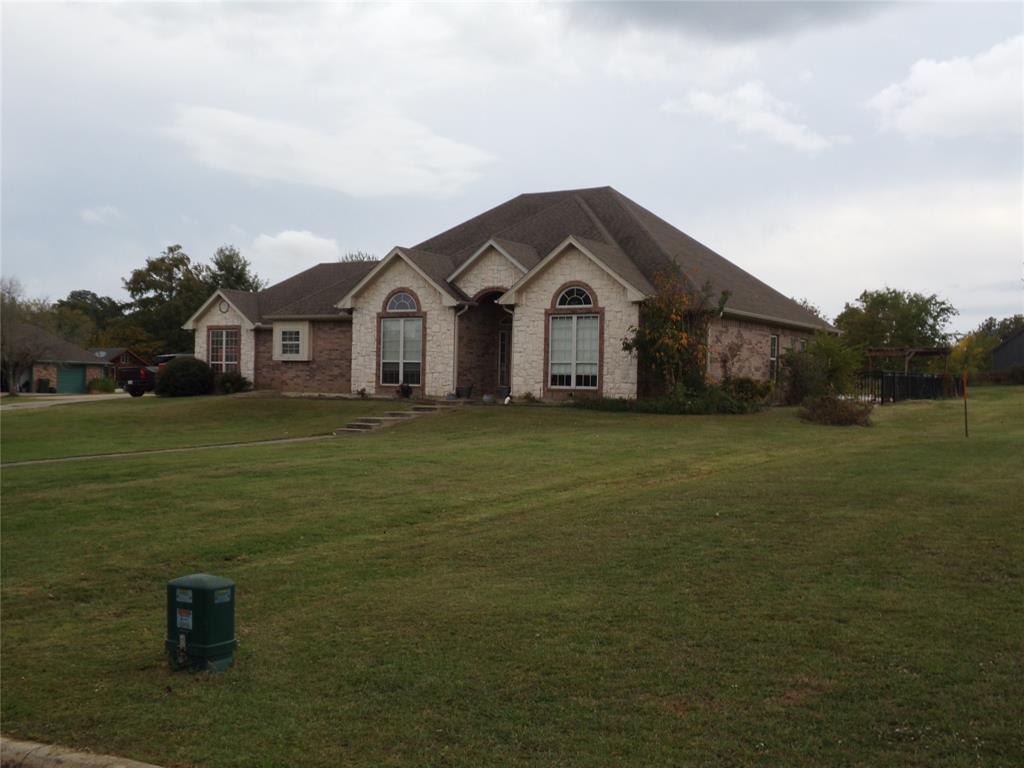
(0, 393, 133, 411)
(0, 736, 164, 768)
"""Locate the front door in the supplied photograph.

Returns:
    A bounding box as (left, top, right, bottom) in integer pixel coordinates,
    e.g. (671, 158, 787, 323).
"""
(497, 329, 510, 389)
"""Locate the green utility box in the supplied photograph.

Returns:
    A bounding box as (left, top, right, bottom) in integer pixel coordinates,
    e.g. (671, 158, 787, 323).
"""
(165, 573, 236, 672)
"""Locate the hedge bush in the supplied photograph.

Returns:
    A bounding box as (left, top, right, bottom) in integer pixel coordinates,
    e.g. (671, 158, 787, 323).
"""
(155, 357, 214, 397)
(571, 384, 761, 415)
(215, 370, 250, 395)
(798, 393, 873, 426)
(87, 377, 116, 393)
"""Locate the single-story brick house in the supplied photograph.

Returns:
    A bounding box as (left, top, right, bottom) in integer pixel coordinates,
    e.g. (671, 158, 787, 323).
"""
(184, 187, 833, 399)
(89, 347, 149, 375)
(3, 324, 107, 393)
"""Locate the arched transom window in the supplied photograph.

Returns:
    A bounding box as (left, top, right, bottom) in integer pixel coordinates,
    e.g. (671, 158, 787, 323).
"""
(556, 287, 593, 307)
(386, 291, 418, 312)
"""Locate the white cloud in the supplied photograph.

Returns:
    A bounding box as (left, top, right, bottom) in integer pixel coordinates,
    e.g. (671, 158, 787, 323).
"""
(167, 106, 493, 199)
(79, 205, 121, 224)
(695, 178, 1023, 331)
(248, 230, 342, 283)
(663, 81, 836, 154)
(868, 35, 1023, 138)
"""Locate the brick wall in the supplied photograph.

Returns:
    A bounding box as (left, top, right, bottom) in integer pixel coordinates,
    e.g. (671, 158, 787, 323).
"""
(31, 363, 57, 391)
(708, 316, 811, 383)
(85, 365, 105, 383)
(253, 321, 352, 393)
(457, 300, 508, 396)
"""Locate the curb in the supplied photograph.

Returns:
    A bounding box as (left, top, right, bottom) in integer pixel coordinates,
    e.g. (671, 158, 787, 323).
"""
(0, 737, 164, 768)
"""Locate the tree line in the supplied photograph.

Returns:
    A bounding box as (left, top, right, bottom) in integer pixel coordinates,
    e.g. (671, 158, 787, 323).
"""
(2, 244, 265, 361)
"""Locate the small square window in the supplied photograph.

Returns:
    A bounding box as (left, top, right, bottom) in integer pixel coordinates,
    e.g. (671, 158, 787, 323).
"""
(281, 330, 301, 356)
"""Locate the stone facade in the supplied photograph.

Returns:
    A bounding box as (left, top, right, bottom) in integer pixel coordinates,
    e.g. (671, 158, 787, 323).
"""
(350, 257, 455, 398)
(707, 316, 811, 384)
(510, 246, 639, 400)
(254, 322, 352, 393)
(453, 247, 524, 298)
(192, 302, 256, 381)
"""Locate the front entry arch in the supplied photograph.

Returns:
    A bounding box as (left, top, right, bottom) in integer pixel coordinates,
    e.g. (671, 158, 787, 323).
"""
(457, 290, 511, 398)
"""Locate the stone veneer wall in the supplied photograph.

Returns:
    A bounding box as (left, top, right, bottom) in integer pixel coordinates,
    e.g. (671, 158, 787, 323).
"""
(253, 322, 352, 393)
(510, 246, 639, 399)
(350, 258, 455, 398)
(191, 301, 256, 381)
(707, 316, 812, 383)
(453, 247, 524, 298)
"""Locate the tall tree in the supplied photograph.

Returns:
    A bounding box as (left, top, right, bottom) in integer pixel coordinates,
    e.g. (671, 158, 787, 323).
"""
(1, 277, 55, 394)
(205, 245, 266, 292)
(974, 314, 1024, 344)
(54, 290, 125, 341)
(123, 245, 210, 353)
(835, 288, 958, 351)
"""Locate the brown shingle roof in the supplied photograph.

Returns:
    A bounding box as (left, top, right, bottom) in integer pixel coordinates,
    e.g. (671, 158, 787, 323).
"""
(413, 186, 833, 331)
(222, 261, 380, 322)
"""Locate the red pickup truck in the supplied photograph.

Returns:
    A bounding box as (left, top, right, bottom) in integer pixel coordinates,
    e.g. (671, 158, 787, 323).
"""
(117, 354, 193, 397)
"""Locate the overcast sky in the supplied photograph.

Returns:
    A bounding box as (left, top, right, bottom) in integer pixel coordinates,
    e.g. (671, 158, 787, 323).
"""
(2, 1, 1021, 332)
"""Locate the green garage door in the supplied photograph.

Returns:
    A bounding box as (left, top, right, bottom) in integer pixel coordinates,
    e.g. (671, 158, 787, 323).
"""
(56, 365, 87, 394)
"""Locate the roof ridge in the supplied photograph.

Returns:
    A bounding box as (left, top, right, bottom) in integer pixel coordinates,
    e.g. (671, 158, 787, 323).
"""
(574, 195, 624, 254)
(490, 194, 583, 247)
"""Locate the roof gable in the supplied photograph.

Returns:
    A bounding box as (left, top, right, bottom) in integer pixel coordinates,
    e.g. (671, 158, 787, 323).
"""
(335, 248, 464, 309)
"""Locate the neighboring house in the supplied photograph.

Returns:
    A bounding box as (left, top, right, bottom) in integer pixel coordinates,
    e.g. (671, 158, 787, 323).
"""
(89, 347, 150, 377)
(4, 324, 106, 393)
(185, 187, 834, 399)
(991, 327, 1024, 373)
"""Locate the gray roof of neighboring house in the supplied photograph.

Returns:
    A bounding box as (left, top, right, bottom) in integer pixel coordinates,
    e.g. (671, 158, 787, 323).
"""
(12, 324, 101, 365)
(214, 188, 832, 331)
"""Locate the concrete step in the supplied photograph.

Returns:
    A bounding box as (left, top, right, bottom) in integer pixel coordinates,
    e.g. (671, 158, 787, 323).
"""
(411, 405, 439, 412)
(384, 411, 417, 418)
(345, 421, 380, 430)
(333, 428, 368, 435)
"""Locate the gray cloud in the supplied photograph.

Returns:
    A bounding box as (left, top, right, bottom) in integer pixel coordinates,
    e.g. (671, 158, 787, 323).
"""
(569, 1, 885, 40)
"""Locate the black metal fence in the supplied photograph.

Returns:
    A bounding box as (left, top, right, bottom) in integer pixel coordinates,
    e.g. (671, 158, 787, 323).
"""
(856, 372, 959, 404)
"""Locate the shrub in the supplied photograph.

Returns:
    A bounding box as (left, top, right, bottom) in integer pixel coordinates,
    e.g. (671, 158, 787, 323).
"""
(215, 370, 250, 395)
(87, 377, 116, 393)
(396, 382, 412, 399)
(798, 393, 873, 426)
(571, 384, 761, 415)
(726, 377, 772, 404)
(1011, 366, 1024, 385)
(155, 357, 214, 397)
(781, 333, 860, 405)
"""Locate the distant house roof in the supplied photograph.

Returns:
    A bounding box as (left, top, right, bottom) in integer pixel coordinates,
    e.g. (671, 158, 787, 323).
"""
(88, 347, 149, 365)
(12, 324, 99, 365)
(188, 187, 834, 332)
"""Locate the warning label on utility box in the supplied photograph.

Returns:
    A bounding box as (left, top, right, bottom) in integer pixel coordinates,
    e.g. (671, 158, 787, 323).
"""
(214, 588, 231, 604)
(176, 588, 192, 604)
(176, 608, 193, 630)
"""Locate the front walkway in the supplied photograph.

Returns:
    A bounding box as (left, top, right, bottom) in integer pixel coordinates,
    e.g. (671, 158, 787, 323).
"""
(0, 393, 133, 411)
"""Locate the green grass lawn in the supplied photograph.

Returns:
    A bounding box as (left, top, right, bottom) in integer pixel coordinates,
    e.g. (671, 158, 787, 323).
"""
(0, 395, 396, 463)
(2, 389, 1022, 767)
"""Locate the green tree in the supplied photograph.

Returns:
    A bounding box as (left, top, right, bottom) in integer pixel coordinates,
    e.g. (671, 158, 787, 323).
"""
(623, 269, 729, 393)
(54, 290, 125, 339)
(835, 288, 958, 368)
(949, 332, 999, 376)
(123, 245, 210, 353)
(205, 245, 266, 292)
(974, 314, 1024, 344)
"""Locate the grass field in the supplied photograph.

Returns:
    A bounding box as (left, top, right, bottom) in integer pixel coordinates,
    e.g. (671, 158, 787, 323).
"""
(2, 389, 1022, 767)
(0, 395, 395, 463)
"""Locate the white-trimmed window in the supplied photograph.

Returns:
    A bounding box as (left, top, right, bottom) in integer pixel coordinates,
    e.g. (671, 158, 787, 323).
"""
(556, 287, 593, 307)
(381, 317, 422, 385)
(208, 328, 240, 373)
(769, 334, 779, 382)
(272, 322, 310, 361)
(549, 315, 599, 388)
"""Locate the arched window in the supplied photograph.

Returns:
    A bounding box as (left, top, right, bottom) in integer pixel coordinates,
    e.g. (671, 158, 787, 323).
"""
(386, 291, 418, 312)
(556, 287, 593, 307)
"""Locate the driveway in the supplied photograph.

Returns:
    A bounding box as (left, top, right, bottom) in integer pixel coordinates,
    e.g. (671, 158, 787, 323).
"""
(0, 393, 136, 411)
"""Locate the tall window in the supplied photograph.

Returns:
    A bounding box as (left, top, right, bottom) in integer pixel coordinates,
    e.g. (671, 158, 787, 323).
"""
(209, 328, 240, 373)
(769, 334, 779, 382)
(549, 315, 599, 388)
(381, 318, 422, 385)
